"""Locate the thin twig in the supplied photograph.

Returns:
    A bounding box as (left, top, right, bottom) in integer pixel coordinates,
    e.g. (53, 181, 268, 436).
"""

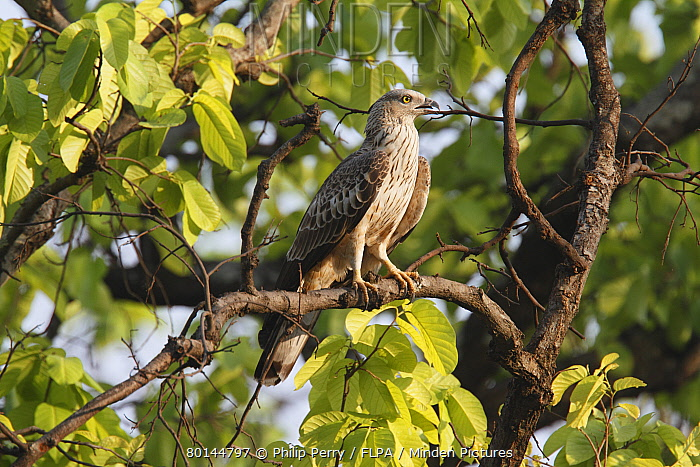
(239, 104, 322, 293)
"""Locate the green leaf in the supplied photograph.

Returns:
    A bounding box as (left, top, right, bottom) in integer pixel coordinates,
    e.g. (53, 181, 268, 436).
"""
(96, 3, 135, 70)
(386, 417, 425, 467)
(192, 92, 247, 171)
(44, 62, 79, 126)
(4, 138, 33, 204)
(552, 365, 589, 406)
(543, 424, 576, 457)
(181, 209, 201, 246)
(358, 371, 399, 418)
(295, 334, 347, 389)
(299, 411, 357, 446)
(212, 22, 245, 47)
(625, 459, 664, 467)
(358, 428, 395, 467)
(35, 402, 73, 428)
(140, 107, 186, 128)
(445, 388, 487, 441)
(611, 416, 638, 444)
(0, 347, 42, 397)
(567, 374, 608, 428)
(122, 155, 167, 188)
(173, 170, 221, 232)
(346, 307, 385, 342)
(60, 28, 99, 100)
(5, 76, 27, 118)
(30, 130, 49, 163)
(618, 402, 641, 419)
(153, 178, 184, 217)
(613, 376, 646, 392)
(8, 92, 43, 142)
(58, 109, 103, 172)
(60, 128, 88, 173)
(398, 299, 457, 374)
(606, 449, 639, 467)
(596, 352, 620, 375)
(398, 361, 459, 405)
(565, 430, 596, 464)
(46, 355, 84, 385)
(657, 423, 686, 459)
(386, 379, 411, 419)
(355, 326, 417, 373)
(437, 401, 455, 456)
(117, 41, 152, 109)
(97, 18, 130, 71)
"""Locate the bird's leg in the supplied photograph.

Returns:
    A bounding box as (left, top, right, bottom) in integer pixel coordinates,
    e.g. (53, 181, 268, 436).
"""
(351, 235, 378, 309)
(376, 246, 418, 299)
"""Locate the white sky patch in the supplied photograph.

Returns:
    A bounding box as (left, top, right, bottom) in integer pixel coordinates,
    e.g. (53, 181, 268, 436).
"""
(19, 291, 55, 335)
(0, 1, 29, 24)
(195, 222, 243, 256)
(111, 231, 141, 269)
(419, 127, 460, 160)
(630, 1, 665, 62)
(470, 68, 507, 108)
(562, 29, 589, 67)
(250, 120, 278, 146)
(255, 360, 312, 443)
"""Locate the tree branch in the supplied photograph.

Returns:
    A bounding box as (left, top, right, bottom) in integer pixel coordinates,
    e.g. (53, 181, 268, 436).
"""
(484, 0, 622, 464)
(240, 104, 322, 293)
(11, 275, 523, 466)
(14, 0, 69, 32)
(501, 0, 587, 272)
(229, 0, 302, 77)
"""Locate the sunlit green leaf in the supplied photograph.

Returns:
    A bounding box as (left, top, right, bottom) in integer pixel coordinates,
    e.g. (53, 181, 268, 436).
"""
(552, 365, 589, 406)
(212, 22, 245, 47)
(46, 355, 84, 385)
(192, 91, 247, 171)
(567, 375, 608, 428)
(173, 169, 221, 232)
(398, 299, 457, 374)
(613, 377, 646, 393)
(60, 28, 99, 100)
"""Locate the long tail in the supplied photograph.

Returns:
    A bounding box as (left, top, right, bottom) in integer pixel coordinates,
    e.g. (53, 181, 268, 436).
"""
(254, 309, 321, 386)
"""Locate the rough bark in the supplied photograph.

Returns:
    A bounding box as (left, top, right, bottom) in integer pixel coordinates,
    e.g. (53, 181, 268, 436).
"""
(14, 0, 70, 32)
(482, 0, 621, 464)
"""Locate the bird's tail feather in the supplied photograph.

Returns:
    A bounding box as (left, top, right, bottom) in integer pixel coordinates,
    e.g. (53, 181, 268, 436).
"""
(254, 310, 321, 386)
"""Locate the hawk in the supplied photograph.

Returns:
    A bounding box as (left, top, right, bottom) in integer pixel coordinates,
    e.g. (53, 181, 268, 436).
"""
(255, 89, 438, 386)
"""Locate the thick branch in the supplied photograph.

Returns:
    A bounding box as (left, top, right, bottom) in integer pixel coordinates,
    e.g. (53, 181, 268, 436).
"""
(501, 0, 586, 271)
(11, 275, 522, 465)
(14, 0, 70, 32)
(484, 0, 621, 465)
(229, 0, 302, 77)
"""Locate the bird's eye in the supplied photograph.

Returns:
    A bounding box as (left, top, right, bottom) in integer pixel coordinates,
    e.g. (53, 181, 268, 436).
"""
(401, 95, 412, 104)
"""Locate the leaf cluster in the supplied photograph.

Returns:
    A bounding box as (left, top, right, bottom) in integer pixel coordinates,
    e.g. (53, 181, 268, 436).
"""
(265, 299, 487, 466)
(0, 336, 145, 466)
(541, 353, 700, 467)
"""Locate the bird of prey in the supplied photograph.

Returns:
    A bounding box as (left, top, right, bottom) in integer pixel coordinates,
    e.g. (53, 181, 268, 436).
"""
(255, 89, 438, 386)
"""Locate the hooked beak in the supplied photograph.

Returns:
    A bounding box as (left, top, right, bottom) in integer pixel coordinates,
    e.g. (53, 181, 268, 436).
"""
(416, 98, 439, 112)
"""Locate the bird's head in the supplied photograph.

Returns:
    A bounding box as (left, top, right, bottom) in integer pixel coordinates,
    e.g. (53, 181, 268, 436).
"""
(367, 89, 439, 125)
